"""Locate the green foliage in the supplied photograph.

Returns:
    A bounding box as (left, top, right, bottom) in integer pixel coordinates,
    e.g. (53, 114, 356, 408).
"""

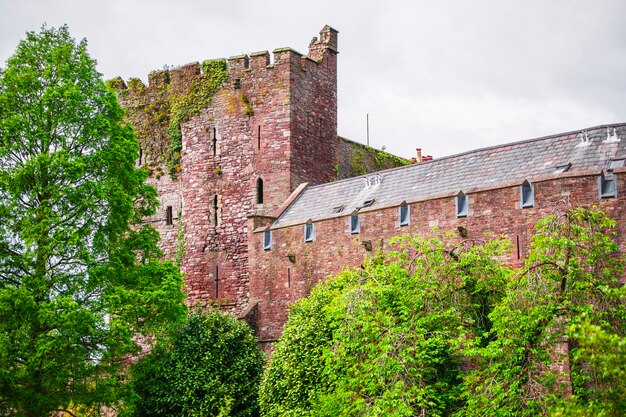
(0, 25, 186, 416)
(128, 310, 264, 417)
(260, 233, 512, 416)
(110, 59, 228, 178)
(240, 92, 254, 117)
(374, 145, 412, 169)
(175, 209, 186, 267)
(166, 59, 228, 176)
(260, 209, 625, 417)
(350, 149, 367, 176)
(461, 209, 625, 416)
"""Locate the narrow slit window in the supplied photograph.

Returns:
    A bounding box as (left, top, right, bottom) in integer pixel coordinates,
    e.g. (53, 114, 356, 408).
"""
(256, 178, 264, 204)
(304, 222, 315, 242)
(263, 230, 272, 250)
(212, 128, 217, 157)
(165, 206, 173, 225)
(214, 265, 219, 298)
(399, 204, 410, 227)
(213, 195, 218, 226)
(599, 175, 617, 198)
(520, 181, 534, 208)
(350, 214, 360, 234)
(456, 192, 468, 218)
(257, 126, 261, 150)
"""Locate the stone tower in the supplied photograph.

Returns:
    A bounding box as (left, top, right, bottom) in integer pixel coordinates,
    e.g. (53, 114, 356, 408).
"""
(112, 26, 340, 315)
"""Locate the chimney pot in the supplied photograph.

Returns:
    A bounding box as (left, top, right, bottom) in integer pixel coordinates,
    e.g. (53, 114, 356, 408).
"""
(416, 148, 422, 163)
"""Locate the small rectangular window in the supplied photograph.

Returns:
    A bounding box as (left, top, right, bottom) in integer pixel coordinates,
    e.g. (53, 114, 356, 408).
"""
(456, 193, 468, 218)
(304, 223, 314, 242)
(599, 175, 617, 199)
(263, 230, 272, 250)
(520, 182, 534, 208)
(165, 206, 173, 225)
(399, 205, 409, 227)
(350, 214, 360, 234)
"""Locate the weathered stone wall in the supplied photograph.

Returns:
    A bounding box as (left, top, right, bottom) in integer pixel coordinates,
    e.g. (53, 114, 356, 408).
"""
(114, 26, 345, 315)
(249, 171, 626, 343)
(337, 136, 412, 179)
(290, 27, 339, 189)
(143, 172, 181, 261)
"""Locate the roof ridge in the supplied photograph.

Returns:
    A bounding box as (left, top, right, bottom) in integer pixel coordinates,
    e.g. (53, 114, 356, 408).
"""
(304, 122, 626, 192)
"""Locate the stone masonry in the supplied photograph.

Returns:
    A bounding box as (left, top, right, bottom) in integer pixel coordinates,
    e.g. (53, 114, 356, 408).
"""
(112, 26, 408, 318)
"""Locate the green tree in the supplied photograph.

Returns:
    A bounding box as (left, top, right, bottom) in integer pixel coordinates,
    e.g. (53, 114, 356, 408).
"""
(0, 25, 186, 416)
(461, 209, 625, 416)
(259, 234, 511, 416)
(260, 209, 625, 417)
(128, 310, 264, 417)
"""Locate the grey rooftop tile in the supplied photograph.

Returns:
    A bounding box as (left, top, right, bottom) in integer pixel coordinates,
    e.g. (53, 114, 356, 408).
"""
(273, 123, 626, 228)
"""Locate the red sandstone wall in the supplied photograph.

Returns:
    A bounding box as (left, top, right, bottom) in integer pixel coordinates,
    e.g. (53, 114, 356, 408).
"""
(249, 172, 626, 343)
(114, 27, 342, 315)
(143, 172, 181, 261)
(290, 27, 339, 189)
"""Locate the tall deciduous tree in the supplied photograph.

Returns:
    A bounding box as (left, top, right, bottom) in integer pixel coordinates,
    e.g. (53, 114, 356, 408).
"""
(0, 25, 186, 416)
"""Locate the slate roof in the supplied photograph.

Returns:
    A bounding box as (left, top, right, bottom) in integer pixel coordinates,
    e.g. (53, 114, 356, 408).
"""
(272, 123, 626, 229)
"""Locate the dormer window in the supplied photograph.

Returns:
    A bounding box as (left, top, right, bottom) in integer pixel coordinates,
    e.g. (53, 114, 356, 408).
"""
(608, 158, 625, 171)
(554, 163, 571, 174)
(263, 230, 272, 250)
(349, 214, 360, 234)
(399, 203, 410, 227)
(520, 181, 534, 208)
(599, 174, 617, 199)
(304, 221, 315, 242)
(358, 199, 375, 210)
(456, 192, 468, 218)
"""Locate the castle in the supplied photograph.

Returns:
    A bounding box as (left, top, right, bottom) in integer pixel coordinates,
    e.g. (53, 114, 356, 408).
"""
(110, 26, 626, 348)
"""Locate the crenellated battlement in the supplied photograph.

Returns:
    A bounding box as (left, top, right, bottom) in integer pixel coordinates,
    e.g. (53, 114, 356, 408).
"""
(109, 26, 342, 317)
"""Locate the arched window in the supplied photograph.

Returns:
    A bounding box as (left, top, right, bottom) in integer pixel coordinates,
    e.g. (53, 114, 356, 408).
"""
(456, 191, 468, 218)
(520, 181, 534, 208)
(256, 178, 264, 204)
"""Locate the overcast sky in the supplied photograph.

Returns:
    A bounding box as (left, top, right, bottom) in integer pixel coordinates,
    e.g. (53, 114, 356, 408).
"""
(1, 0, 624, 159)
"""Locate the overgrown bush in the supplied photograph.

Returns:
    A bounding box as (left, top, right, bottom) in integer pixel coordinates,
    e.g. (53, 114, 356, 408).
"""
(259, 209, 625, 417)
(129, 310, 264, 417)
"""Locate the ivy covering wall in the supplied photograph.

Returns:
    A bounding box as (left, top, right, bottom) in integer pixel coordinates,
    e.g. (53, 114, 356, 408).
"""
(107, 59, 229, 178)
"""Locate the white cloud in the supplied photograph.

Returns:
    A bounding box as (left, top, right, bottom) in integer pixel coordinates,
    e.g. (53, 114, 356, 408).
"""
(1, 0, 625, 159)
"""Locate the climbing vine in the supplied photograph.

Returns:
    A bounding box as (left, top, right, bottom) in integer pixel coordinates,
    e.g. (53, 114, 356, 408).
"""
(166, 59, 229, 176)
(350, 149, 367, 176)
(175, 209, 186, 267)
(108, 59, 229, 178)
